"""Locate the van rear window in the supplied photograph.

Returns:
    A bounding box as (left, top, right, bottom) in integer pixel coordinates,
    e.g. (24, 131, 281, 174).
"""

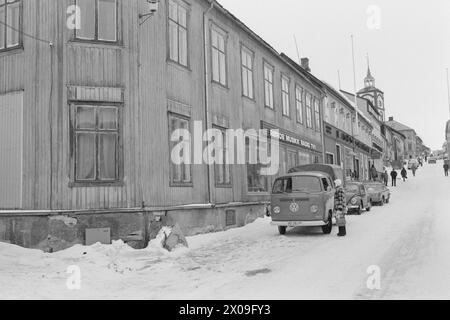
(272, 176, 322, 194)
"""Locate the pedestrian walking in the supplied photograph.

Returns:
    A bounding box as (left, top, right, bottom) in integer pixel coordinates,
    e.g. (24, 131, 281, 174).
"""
(391, 169, 398, 187)
(334, 179, 347, 237)
(401, 167, 408, 182)
(412, 165, 417, 177)
(383, 170, 389, 186)
(444, 163, 449, 177)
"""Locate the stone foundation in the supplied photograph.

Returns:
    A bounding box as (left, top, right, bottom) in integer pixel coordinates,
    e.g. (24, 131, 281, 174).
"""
(0, 203, 266, 252)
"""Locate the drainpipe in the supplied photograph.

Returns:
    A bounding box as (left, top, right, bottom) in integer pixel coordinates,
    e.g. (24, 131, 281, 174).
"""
(320, 93, 327, 164)
(203, 1, 215, 204)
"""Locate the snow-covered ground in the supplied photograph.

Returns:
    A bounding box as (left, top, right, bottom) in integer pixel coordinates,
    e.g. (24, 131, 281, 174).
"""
(1, 162, 450, 300)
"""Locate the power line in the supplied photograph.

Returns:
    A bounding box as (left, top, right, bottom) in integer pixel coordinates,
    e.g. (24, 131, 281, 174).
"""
(0, 20, 52, 45)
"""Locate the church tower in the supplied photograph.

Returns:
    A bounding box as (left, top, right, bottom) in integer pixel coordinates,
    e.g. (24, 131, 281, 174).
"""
(357, 58, 385, 122)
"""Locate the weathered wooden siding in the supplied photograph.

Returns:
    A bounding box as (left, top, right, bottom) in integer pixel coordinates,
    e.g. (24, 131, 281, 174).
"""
(0, 91, 23, 208)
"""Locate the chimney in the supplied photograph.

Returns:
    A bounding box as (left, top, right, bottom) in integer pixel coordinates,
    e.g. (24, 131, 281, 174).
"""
(388, 116, 394, 121)
(301, 58, 311, 72)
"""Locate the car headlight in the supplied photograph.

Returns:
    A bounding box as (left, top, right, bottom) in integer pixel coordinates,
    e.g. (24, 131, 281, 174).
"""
(351, 198, 358, 205)
(310, 205, 319, 213)
(273, 206, 281, 214)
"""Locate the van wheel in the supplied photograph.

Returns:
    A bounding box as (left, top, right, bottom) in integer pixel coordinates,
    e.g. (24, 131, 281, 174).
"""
(381, 197, 385, 206)
(386, 198, 390, 204)
(322, 215, 333, 234)
(366, 202, 372, 212)
(278, 226, 287, 235)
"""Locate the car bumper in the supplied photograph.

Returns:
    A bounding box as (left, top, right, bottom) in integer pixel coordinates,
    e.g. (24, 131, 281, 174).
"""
(347, 205, 360, 210)
(271, 220, 327, 227)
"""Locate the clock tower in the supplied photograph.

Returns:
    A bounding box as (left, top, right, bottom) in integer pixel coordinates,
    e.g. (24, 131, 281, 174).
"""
(357, 63, 385, 122)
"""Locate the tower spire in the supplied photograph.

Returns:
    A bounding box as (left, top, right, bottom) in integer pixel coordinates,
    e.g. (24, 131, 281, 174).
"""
(364, 53, 375, 88)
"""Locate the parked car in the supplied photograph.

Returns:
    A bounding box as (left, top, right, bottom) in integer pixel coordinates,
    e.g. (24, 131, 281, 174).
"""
(428, 157, 437, 164)
(344, 182, 371, 215)
(363, 181, 391, 206)
(408, 159, 419, 170)
(270, 164, 344, 235)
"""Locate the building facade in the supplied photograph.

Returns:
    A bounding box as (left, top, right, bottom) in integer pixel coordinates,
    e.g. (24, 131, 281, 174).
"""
(0, 0, 325, 250)
(322, 83, 372, 181)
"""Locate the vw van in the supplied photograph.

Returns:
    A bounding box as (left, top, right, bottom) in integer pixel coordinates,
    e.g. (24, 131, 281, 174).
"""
(270, 164, 344, 235)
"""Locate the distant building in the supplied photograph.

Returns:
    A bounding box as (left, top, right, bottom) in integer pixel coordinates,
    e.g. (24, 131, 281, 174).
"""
(386, 117, 419, 159)
(357, 66, 386, 122)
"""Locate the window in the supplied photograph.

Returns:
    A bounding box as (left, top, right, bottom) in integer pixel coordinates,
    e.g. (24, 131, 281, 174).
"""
(211, 27, 227, 86)
(263, 63, 274, 109)
(326, 153, 334, 165)
(281, 75, 290, 116)
(298, 151, 310, 166)
(314, 98, 321, 132)
(169, 113, 192, 186)
(336, 145, 342, 166)
(306, 92, 313, 128)
(287, 150, 297, 171)
(295, 86, 303, 124)
(214, 127, 232, 187)
(0, 0, 21, 50)
(168, 0, 188, 67)
(75, 0, 118, 42)
(241, 46, 254, 99)
(246, 137, 268, 193)
(73, 104, 121, 183)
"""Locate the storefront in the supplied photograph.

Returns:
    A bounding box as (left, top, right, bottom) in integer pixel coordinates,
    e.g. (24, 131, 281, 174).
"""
(262, 121, 323, 177)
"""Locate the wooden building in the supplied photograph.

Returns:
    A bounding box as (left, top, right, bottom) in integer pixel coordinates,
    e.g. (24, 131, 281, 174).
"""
(0, 0, 325, 250)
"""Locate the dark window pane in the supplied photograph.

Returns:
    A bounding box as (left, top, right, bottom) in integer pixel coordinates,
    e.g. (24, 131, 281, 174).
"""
(98, 133, 117, 180)
(6, 0, 20, 47)
(76, 0, 95, 40)
(76, 106, 95, 129)
(98, 0, 116, 41)
(98, 107, 117, 130)
(76, 133, 96, 180)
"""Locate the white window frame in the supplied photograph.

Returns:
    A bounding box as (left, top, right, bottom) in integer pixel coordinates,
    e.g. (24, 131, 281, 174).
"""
(168, 0, 189, 67)
(263, 62, 274, 109)
(281, 75, 290, 117)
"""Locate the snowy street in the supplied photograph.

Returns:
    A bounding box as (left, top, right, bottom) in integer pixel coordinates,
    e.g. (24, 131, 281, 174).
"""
(1, 162, 450, 300)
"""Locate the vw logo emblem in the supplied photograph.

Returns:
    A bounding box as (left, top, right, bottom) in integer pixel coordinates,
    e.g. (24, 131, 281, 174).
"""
(290, 202, 300, 213)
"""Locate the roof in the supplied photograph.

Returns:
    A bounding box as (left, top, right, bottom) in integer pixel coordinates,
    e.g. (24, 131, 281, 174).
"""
(383, 124, 407, 139)
(320, 81, 356, 112)
(385, 119, 416, 133)
(208, 0, 325, 94)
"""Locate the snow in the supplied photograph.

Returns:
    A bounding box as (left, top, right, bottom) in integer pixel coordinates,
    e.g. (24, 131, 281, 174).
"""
(1, 162, 450, 300)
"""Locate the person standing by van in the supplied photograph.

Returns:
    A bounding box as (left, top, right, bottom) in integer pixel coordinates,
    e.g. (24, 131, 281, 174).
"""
(334, 179, 347, 237)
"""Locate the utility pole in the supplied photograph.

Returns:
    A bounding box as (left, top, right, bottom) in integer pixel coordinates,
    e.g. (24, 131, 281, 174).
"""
(337, 70, 342, 90)
(293, 35, 301, 64)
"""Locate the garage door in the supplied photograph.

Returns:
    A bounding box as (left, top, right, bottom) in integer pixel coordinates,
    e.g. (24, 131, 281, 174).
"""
(0, 91, 23, 209)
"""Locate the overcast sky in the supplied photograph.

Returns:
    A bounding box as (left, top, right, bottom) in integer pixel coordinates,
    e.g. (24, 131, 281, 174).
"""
(219, 0, 450, 150)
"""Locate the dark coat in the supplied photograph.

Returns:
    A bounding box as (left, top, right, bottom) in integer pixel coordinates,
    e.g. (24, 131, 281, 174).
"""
(334, 186, 346, 213)
(444, 164, 449, 171)
(401, 168, 407, 177)
(391, 171, 398, 179)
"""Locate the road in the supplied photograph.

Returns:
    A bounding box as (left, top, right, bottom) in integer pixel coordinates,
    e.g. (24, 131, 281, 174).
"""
(1, 161, 449, 300)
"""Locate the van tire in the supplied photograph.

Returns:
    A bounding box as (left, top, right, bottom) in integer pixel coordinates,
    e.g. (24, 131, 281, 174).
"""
(357, 204, 362, 215)
(322, 214, 333, 234)
(278, 226, 287, 235)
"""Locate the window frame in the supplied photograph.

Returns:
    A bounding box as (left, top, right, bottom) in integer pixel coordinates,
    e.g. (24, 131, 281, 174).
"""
(167, 0, 190, 68)
(281, 74, 290, 117)
(69, 101, 123, 187)
(168, 112, 193, 187)
(314, 98, 321, 132)
(263, 61, 274, 109)
(213, 125, 232, 188)
(305, 92, 313, 128)
(0, 0, 23, 52)
(295, 84, 304, 125)
(210, 24, 228, 87)
(240, 44, 255, 100)
(73, 0, 121, 45)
